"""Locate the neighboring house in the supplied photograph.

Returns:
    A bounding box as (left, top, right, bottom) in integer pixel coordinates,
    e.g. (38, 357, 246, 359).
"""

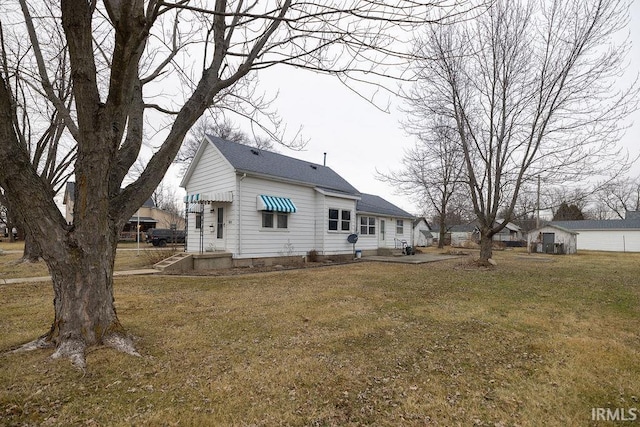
(412, 218, 434, 247)
(63, 182, 185, 236)
(179, 136, 414, 259)
(448, 223, 479, 246)
(431, 219, 521, 247)
(548, 219, 640, 252)
(527, 224, 578, 254)
(431, 223, 479, 247)
(492, 219, 523, 243)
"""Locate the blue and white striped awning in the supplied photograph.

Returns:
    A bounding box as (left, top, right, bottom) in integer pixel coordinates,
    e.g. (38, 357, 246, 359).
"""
(257, 195, 297, 213)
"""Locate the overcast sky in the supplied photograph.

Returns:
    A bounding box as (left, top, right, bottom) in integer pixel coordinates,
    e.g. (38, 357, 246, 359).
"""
(238, 2, 640, 215)
(168, 2, 640, 216)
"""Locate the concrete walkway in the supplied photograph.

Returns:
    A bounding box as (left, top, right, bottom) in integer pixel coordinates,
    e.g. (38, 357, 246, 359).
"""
(0, 269, 158, 285)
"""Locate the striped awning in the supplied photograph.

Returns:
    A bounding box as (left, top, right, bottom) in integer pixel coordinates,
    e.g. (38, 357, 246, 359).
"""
(184, 192, 233, 204)
(257, 195, 297, 213)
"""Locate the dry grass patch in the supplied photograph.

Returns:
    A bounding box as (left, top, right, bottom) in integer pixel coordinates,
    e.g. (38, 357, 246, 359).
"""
(1, 251, 639, 425)
(0, 243, 173, 280)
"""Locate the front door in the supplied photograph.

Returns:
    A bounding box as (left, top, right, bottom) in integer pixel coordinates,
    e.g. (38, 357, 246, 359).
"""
(379, 219, 386, 247)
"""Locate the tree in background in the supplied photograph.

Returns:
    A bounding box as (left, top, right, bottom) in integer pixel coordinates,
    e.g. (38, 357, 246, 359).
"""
(594, 176, 640, 219)
(0, 1, 466, 368)
(553, 202, 585, 221)
(176, 115, 281, 169)
(408, 0, 637, 263)
(378, 116, 466, 248)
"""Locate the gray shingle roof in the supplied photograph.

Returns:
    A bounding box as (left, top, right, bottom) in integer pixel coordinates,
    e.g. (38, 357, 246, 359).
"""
(626, 211, 640, 220)
(356, 193, 414, 218)
(550, 219, 640, 230)
(208, 136, 359, 195)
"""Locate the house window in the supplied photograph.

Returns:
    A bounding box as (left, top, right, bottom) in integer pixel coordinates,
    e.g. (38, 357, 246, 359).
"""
(396, 220, 404, 235)
(341, 210, 351, 231)
(262, 212, 274, 228)
(277, 213, 288, 229)
(195, 212, 202, 229)
(328, 209, 351, 231)
(360, 216, 376, 235)
(263, 212, 288, 229)
(328, 209, 339, 231)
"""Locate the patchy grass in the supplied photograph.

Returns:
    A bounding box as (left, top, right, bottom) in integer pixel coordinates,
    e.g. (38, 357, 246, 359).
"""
(1, 250, 639, 425)
(0, 242, 176, 279)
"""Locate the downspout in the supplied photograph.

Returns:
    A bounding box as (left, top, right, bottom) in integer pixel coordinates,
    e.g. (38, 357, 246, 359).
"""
(238, 173, 246, 256)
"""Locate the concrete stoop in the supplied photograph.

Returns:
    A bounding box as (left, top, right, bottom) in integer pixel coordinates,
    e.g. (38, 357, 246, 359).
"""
(153, 252, 193, 272)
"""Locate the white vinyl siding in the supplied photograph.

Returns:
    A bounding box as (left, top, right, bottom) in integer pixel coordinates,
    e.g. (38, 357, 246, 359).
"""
(183, 142, 237, 253)
(318, 196, 356, 255)
(235, 176, 316, 258)
(574, 230, 640, 252)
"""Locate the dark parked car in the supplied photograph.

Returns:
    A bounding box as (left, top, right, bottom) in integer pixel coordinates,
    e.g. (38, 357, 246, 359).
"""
(146, 228, 186, 247)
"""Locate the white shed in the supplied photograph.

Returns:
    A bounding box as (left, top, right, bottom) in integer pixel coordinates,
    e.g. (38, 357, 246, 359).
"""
(412, 218, 433, 247)
(527, 224, 578, 254)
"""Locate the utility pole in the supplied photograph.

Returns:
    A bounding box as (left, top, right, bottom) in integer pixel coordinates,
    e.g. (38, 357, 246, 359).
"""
(536, 175, 540, 229)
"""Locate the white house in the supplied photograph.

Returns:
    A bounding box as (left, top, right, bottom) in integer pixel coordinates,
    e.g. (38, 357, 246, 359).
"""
(549, 219, 640, 252)
(179, 136, 414, 261)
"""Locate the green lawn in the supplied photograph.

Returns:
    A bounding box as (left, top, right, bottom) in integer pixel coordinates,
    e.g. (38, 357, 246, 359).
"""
(1, 250, 638, 426)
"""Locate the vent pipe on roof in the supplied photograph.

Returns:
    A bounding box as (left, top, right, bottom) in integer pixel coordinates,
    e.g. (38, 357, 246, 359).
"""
(323, 152, 327, 166)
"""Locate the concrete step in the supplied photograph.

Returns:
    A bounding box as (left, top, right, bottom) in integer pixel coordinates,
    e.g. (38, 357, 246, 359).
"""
(154, 252, 193, 272)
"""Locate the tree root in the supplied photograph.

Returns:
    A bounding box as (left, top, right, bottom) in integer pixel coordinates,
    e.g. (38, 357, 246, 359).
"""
(103, 333, 141, 357)
(8, 335, 54, 353)
(51, 339, 87, 370)
(6, 332, 140, 370)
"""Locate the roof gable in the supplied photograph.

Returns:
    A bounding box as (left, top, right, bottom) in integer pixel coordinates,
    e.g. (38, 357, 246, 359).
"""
(206, 136, 359, 195)
(356, 193, 413, 219)
(528, 223, 578, 235)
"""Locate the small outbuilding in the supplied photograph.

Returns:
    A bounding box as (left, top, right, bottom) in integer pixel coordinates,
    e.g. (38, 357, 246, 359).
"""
(527, 224, 578, 254)
(412, 218, 433, 247)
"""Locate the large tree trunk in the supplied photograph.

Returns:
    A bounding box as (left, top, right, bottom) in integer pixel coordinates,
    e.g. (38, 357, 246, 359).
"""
(21, 232, 42, 262)
(479, 228, 493, 263)
(438, 215, 446, 249)
(24, 225, 138, 368)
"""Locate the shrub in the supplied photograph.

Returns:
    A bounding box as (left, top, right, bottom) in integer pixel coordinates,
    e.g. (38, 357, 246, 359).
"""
(307, 249, 319, 263)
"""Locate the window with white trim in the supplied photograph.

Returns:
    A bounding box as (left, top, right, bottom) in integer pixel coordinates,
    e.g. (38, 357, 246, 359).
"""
(328, 209, 351, 231)
(360, 216, 376, 235)
(341, 210, 351, 231)
(262, 212, 288, 229)
(396, 219, 404, 235)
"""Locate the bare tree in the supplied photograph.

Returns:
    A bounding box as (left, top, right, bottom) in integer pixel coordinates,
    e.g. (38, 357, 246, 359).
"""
(0, 1, 466, 367)
(593, 176, 640, 219)
(0, 8, 75, 261)
(176, 115, 278, 167)
(378, 116, 465, 248)
(409, 0, 637, 263)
